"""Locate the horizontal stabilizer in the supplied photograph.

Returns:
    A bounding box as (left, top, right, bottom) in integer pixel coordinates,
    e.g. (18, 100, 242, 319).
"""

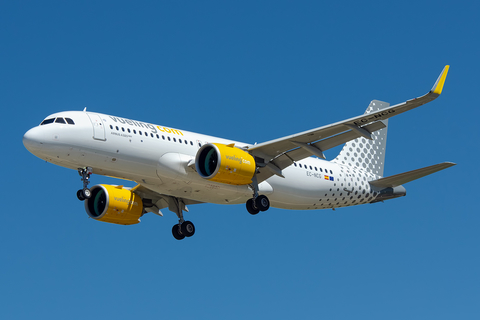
(369, 162, 456, 188)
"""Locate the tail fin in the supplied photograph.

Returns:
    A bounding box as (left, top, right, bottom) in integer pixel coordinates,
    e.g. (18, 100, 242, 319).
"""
(332, 100, 389, 177)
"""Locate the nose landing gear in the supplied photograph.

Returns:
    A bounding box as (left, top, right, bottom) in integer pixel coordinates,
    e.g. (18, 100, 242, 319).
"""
(77, 167, 93, 201)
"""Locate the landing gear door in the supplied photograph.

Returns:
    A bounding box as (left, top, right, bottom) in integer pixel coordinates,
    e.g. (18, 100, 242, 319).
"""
(87, 113, 106, 141)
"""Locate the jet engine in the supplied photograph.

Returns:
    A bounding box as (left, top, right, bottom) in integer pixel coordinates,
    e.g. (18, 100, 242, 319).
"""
(195, 143, 256, 185)
(85, 184, 144, 225)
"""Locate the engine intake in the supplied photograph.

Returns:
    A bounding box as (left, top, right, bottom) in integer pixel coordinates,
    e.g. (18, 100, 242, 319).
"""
(85, 184, 143, 225)
(195, 143, 256, 185)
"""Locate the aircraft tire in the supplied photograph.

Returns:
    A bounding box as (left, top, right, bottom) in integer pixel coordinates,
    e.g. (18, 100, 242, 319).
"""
(77, 189, 85, 201)
(181, 221, 195, 237)
(255, 195, 270, 212)
(82, 188, 92, 199)
(172, 224, 185, 240)
(246, 199, 260, 215)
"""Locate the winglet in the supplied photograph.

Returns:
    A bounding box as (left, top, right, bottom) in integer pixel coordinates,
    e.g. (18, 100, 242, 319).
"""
(431, 65, 449, 95)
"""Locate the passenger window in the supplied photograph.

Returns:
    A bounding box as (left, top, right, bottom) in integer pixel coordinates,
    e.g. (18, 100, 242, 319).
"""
(179, 139, 182, 143)
(162, 135, 165, 140)
(299, 164, 302, 168)
(65, 118, 75, 125)
(309, 166, 312, 170)
(110, 125, 113, 129)
(122, 127, 125, 132)
(55, 118, 66, 124)
(139, 131, 142, 135)
(173, 138, 176, 142)
(185, 140, 188, 144)
(190, 141, 193, 146)
(128, 129, 131, 133)
(116, 126, 119, 131)
(133, 130, 137, 134)
(168, 137, 171, 141)
(41, 118, 55, 125)
(150, 133, 153, 137)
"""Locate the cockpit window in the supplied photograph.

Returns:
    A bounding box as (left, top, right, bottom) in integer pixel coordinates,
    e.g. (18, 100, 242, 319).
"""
(40, 117, 75, 125)
(40, 118, 55, 125)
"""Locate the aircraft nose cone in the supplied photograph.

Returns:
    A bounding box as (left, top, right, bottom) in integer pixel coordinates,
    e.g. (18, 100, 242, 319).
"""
(23, 127, 43, 153)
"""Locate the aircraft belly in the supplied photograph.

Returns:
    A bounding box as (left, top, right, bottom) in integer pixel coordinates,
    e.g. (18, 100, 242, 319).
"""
(142, 177, 253, 204)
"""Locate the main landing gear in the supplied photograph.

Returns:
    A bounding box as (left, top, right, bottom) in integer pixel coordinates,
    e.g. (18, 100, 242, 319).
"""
(172, 221, 195, 240)
(169, 197, 195, 240)
(76, 167, 93, 201)
(246, 176, 270, 215)
(246, 195, 270, 215)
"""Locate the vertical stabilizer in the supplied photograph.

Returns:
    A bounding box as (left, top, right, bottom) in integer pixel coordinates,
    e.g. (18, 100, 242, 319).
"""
(332, 100, 389, 177)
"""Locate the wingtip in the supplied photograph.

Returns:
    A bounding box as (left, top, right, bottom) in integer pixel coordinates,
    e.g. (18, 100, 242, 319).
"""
(431, 65, 450, 95)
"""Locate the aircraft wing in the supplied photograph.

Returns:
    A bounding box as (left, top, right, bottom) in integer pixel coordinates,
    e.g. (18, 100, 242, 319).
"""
(248, 65, 449, 182)
(131, 183, 203, 216)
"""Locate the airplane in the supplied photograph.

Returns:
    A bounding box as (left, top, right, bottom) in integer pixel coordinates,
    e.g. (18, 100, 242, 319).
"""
(23, 66, 455, 240)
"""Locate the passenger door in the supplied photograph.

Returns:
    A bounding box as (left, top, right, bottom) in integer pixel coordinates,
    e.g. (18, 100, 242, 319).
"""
(87, 113, 106, 141)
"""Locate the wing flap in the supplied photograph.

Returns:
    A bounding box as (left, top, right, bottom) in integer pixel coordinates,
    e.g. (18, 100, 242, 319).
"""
(132, 183, 204, 209)
(369, 162, 456, 188)
(254, 121, 388, 182)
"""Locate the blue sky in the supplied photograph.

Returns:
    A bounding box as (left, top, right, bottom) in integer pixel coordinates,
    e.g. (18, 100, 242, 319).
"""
(2, 1, 479, 319)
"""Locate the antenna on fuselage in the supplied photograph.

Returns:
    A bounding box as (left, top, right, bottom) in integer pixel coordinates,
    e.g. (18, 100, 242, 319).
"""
(83, 107, 87, 112)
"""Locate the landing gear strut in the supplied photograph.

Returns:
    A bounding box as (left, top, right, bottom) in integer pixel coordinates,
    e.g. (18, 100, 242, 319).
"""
(169, 197, 195, 240)
(246, 176, 270, 215)
(77, 167, 93, 201)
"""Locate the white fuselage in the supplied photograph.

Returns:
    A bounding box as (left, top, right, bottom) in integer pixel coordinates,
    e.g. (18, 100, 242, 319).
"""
(23, 111, 383, 210)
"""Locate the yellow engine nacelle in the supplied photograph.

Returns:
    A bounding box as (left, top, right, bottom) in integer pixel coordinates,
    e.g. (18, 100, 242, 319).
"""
(84, 184, 143, 225)
(195, 143, 256, 185)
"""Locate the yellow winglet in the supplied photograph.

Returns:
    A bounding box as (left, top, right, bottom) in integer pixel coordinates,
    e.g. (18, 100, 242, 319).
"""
(431, 65, 450, 95)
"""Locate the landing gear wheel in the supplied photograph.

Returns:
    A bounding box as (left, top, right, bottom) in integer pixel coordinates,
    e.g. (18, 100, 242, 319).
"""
(77, 167, 93, 201)
(172, 224, 185, 240)
(255, 195, 270, 212)
(246, 199, 260, 215)
(181, 221, 195, 237)
(77, 189, 85, 201)
(82, 188, 91, 199)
